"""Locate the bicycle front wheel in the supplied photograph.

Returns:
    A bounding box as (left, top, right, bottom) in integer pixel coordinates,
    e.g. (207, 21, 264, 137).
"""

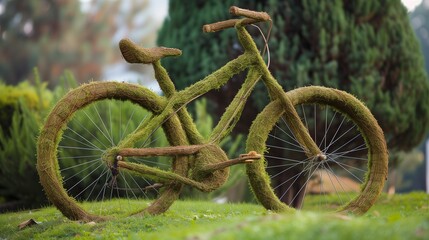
(247, 86, 388, 215)
(37, 82, 187, 221)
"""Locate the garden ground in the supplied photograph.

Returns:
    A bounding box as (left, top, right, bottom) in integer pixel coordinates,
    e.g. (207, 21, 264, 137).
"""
(0, 192, 428, 239)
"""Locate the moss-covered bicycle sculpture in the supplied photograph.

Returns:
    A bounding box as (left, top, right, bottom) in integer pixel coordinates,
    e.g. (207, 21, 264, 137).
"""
(37, 6, 388, 222)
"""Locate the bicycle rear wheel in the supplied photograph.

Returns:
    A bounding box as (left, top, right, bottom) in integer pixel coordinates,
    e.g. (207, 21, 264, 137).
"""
(247, 86, 387, 215)
(37, 82, 187, 221)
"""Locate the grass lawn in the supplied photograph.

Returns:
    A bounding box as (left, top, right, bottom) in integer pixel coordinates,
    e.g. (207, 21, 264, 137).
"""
(0, 192, 428, 239)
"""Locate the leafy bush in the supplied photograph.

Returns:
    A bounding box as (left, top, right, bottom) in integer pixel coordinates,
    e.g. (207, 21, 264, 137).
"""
(0, 100, 47, 210)
(0, 70, 248, 210)
(0, 69, 53, 211)
(0, 70, 52, 135)
(0, 70, 85, 210)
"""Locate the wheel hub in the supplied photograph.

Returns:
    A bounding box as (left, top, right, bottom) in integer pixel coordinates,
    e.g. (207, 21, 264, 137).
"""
(316, 153, 327, 161)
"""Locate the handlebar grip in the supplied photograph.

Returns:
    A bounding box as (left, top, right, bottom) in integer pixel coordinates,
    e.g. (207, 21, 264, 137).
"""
(202, 6, 271, 33)
(203, 18, 259, 33)
(229, 6, 271, 21)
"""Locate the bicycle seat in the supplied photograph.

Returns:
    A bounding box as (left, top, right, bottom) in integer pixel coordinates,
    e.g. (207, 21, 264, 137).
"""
(119, 38, 182, 64)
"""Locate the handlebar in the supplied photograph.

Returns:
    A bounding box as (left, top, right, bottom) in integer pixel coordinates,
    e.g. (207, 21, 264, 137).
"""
(229, 6, 271, 21)
(203, 6, 271, 33)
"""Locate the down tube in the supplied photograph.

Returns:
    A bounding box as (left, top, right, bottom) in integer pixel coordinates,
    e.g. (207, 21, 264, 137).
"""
(210, 68, 262, 143)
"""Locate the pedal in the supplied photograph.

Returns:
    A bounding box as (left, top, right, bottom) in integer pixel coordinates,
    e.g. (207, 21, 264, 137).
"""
(107, 175, 118, 188)
(239, 151, 261, 163)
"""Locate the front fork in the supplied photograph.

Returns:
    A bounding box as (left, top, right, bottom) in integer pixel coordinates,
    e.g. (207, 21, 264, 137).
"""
(259, 64, 326, 162)
(235, 25, 326, 162)
(279, 92, 327, 160)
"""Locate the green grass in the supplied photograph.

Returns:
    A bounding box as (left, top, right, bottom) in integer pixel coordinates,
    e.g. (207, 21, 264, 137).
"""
(0, 192, 428, 239)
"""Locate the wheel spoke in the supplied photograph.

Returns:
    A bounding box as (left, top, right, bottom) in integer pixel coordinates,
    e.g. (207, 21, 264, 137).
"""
(59, 145, 103, 152)
(67, 162, 104, 192)
(126, 171, 150, 198)
(270, 160, 307, 179)
(289, 160, 323, 206)
(58, 154, 100, 160)
(323, 115, 346, 152)
(324, 162, 354, 201)
(92, 104, 115, 146)
(60, 158, 101, 172)
(76, 166, 109, 200)
(84, 107, 114, 146)
(268, 132, 302, 149)
(279, 117, 299, 143)
(277, 161, 315, 200)
(328, 132, 362, 156)
(69, 120, 109, 149)
(329, 143, 367, 158)
(323, 120, 356, 153)
(63, 130, 102, 151)
(133, 157, 170, 168)
(266, 154, 311, 164)
(327, 156, 364, 183)
(318, 110, 337, 150)
(85, 167, 109, 201)
(63, 158, 101, 182)
(266, 144, 306, 153)
(323, 162, 344, 205)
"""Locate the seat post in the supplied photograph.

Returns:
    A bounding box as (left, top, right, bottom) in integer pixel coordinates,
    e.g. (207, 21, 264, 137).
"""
(153, 61, 177, 98)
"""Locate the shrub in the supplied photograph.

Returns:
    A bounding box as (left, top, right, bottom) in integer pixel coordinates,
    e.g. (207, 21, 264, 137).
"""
(0, 70, 247, 210)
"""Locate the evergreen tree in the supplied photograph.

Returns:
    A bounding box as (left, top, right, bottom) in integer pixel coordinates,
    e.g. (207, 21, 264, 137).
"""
(411, 0, 429, 74)
(410, 2, 429, 146)
(405, 0, 429, 192)
(158, 0, 429, 152)
(158, 0, 429, 201)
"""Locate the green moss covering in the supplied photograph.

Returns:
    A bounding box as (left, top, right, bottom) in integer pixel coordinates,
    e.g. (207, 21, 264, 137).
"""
(37, 19, 387, 222)
(246, 86, 388, 215)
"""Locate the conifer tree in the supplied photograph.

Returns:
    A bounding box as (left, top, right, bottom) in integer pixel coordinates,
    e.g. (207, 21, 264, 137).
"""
(159, 0, 429, 202)
(158, 0, 429, 152)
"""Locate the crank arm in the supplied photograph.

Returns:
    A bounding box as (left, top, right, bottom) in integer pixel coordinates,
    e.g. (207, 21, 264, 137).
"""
(199, 151, 261, 173)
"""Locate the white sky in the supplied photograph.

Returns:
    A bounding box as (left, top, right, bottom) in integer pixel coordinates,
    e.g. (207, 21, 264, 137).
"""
(78, 1, 421, 14)
(402, 0, 422, 11)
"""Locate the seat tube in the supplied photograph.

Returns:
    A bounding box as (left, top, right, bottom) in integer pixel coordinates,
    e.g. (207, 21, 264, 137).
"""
(153, 61, 205, 144)
(153, 61, 177, 97)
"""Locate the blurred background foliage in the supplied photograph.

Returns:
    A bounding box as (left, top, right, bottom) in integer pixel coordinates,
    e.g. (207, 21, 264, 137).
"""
(159, 0, 429, 152)
(0, 0, 162, 87)
(0, 0, 428, 211)
(158, 0, 429, 195)
(0, 70, 245, 211)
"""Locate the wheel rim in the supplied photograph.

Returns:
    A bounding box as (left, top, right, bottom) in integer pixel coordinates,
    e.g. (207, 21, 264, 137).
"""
(37, 82, 186, 221)
(246, 87, 387, 215)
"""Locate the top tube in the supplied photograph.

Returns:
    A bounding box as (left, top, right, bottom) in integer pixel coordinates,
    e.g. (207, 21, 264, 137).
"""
(172, 25, 268, 107)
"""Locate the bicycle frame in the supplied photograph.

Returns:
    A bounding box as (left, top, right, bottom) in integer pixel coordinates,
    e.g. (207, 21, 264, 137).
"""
(111, 22, 323, 191)
(36, 6, 388, 221)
